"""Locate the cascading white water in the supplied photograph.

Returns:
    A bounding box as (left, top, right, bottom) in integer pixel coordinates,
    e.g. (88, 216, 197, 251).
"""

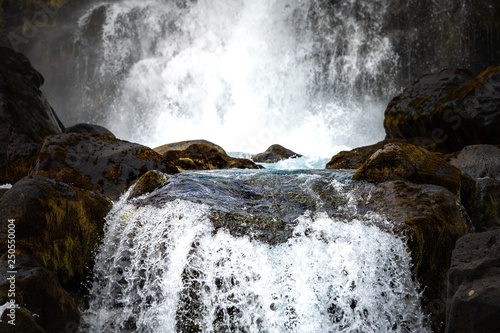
(81, 170, 430, 332)
(72, 0, 399, 156)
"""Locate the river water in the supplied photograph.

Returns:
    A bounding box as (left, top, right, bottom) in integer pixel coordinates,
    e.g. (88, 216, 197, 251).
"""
(81, 169, 431, 332)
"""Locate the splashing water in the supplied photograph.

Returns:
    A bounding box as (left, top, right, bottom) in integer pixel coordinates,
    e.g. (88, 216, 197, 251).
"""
(70, 0, 399, 156)
(81, 170, 430, 332)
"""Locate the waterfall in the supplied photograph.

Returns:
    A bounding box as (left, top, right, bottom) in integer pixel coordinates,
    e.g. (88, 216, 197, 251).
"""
(66, 0, 400, 156)
(81, 170, 430, 332)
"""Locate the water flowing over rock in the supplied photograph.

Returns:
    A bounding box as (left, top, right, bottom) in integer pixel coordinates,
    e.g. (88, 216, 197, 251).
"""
(77, 169, 465, 332)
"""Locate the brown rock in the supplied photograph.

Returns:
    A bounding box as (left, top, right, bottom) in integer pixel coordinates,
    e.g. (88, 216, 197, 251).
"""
(163, 143, 263, 170)
(353, 142, 463, 197)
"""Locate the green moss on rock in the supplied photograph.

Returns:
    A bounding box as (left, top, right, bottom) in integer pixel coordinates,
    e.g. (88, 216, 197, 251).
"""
(0, 176, 112, 290)
(353, 142, 462, 197)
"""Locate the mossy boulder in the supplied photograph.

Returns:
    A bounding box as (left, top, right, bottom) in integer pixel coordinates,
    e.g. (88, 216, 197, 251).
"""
(251, 144, 302, 163)
(353, 180, 469, 332)
(326, 138, 442, 170)
(0, 251, 80, 333)
(0, 175, 112, 290)
(384, 67, 500, 153)
(353, 142, 462, 197)
(154, 139, 227, 155)
(0, 46, 64, 184)
(128, 170, 169, 199)
(162, 143, 263, 170)
(33, 133, 179, 200)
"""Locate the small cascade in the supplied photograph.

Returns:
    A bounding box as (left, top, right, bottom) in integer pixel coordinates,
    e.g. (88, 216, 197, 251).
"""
(81, 170, 430, 332)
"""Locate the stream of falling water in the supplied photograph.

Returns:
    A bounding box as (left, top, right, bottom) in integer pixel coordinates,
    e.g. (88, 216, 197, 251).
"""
(81, 170, 430, 332)
(68, 0, 399, 156)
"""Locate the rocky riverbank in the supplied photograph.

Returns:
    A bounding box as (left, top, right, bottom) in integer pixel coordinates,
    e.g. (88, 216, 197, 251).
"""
(0, 46, 499, 332)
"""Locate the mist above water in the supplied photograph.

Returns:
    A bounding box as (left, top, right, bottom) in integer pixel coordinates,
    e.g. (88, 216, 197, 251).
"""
(64, 0, 400, 156)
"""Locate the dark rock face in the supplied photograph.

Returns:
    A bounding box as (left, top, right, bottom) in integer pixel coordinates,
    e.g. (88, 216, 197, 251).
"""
(446, 229, 500, 333)
(354, 180, 469, 332)
(0, 175, 112, 290)
(0, 46, 64, 184)
(251, 144, 302, 163)
(33, 133, 179, 200)
(462, 178, 500, 231)
(352, 143, 463, 197)
(154, 139, 227, 155)
(0, 251, 80, 333)
(162, 143, 263, 170)
(384, 67, 500, 153)
(65, 123, 116, 138)
(449, 144, 500, 179)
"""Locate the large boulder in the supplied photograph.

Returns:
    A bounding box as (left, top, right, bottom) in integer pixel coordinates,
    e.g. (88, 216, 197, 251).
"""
(65, 123, 116, 138)
(384, 67, 500, 153)
(446, 229, 500, 333)
(154, 139, 227, 155)
(354, 180, 469, 332)
(162, 143, 263, 170)
(0, 251, 80, 333)
(0, 175, 112, 290)
(0, 46, 64, 184)
(352, 143, 463, 197)
(251, 144, 302, 163)
(33, 133, 179, 200)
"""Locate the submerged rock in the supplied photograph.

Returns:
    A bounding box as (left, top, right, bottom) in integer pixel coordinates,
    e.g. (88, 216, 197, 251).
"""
(353, 180, 469, 332)
(162, 143, 263, 170)
(0, 46, 64, 184)
(0, 251, 80, 333)
(251, 144, 302, 163)
(384, 67, 500, 152)
(352, 143, 462, 197)
(0, 175, 112, 290)
(446, 229, 500, 333)
(33, 133, 179, 200)
(65, 123, 116, 138)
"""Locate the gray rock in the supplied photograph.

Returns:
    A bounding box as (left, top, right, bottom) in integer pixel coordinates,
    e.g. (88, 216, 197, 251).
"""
(449, 145, 500, 179)
(446, 229, 500, 333)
